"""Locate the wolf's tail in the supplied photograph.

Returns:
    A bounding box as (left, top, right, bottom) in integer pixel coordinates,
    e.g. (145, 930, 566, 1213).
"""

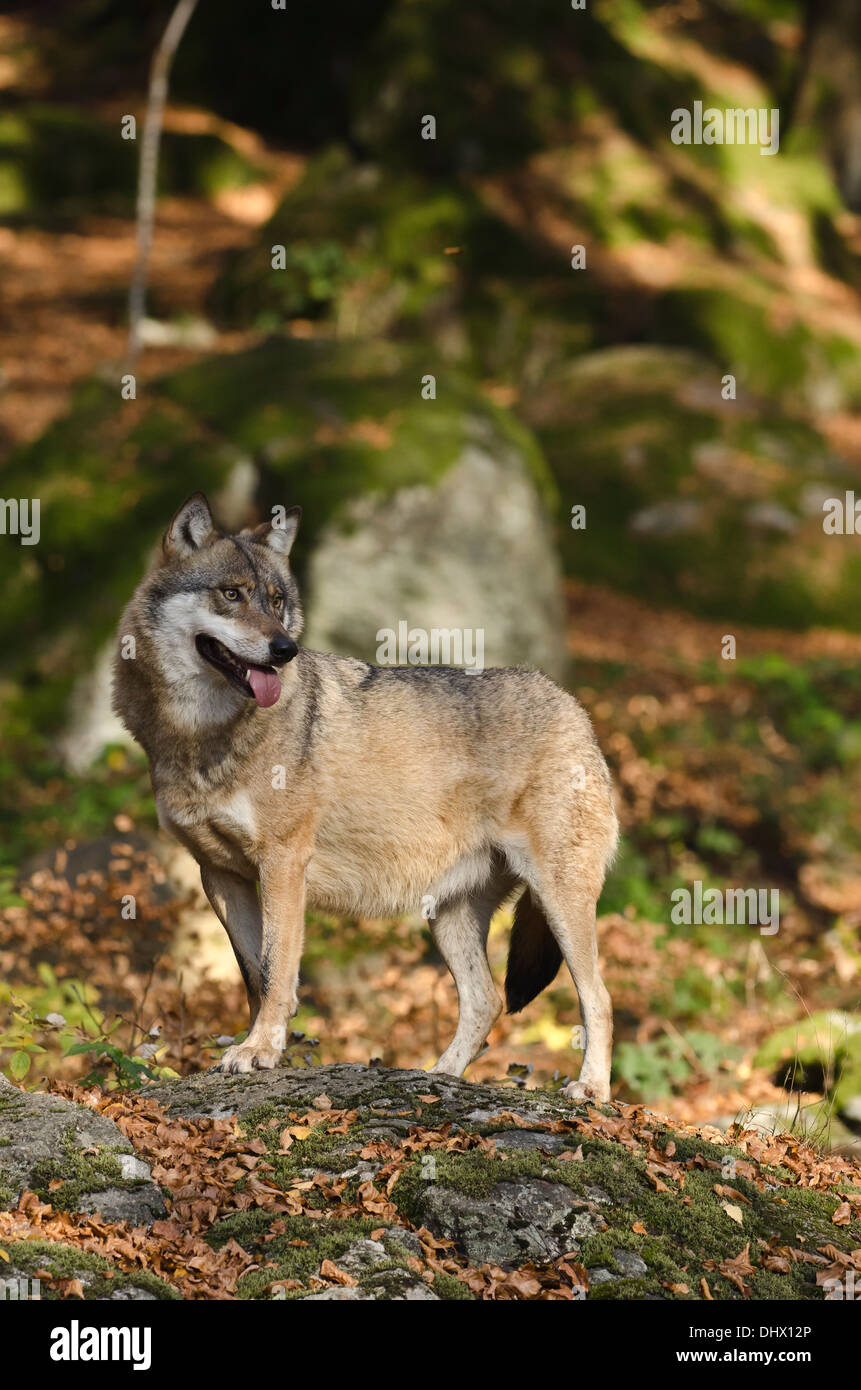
(504, 889, 562, 1013)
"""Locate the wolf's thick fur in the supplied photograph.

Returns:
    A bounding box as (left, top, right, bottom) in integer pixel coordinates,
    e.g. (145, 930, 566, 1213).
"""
(113, 495, 618, 1099)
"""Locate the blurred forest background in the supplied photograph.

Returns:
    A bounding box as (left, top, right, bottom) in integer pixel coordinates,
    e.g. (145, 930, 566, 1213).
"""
(1, 0, 860, 1147)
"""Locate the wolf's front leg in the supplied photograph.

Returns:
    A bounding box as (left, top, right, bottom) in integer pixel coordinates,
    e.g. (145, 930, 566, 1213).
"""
(216, 853, 307, 1074)
(200, 864, 263, 1024)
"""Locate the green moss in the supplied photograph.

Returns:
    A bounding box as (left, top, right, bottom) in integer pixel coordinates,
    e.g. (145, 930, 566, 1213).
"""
(2, 1239, 180, 1300)
(205, 1208, 276, 1252)
(577, 1137, 857, 1299)
(0, 1167, 15, 1209)
(231, 1214, 383, 1299)
(388, 1124, 859, 1300)
(237, 1108, 354, 1192)
(27, 1128, 143, 1212)
(755, 1010, 860, 1088)
(391, 1145, 585, 1225)
(432, 1270, 476, 1300)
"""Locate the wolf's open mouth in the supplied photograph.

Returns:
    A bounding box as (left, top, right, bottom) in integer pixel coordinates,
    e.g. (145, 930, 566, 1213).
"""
(195, 634, 281, 708)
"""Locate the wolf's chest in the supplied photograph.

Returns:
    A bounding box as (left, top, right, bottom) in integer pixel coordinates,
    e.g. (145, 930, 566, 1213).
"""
(156, 788, 260, 874)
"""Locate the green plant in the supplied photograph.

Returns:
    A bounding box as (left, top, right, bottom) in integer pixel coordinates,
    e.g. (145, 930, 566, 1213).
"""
(614, 1029, 740, 1099)
(0, 964, 177, 1089)
(0, 965, 100, 1081)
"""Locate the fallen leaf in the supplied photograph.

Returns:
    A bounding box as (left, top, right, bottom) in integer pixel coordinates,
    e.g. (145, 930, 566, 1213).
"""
(714, 1183, 751, 1205)
(319, 1260, 357, 1287)
(56, 1278, 85, 1299)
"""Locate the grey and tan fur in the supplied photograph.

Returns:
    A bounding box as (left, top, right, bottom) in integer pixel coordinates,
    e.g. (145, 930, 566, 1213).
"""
(113, 494, 618, 1099)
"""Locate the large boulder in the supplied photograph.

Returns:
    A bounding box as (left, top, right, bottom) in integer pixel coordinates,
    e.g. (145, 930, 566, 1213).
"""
(303, 411, 564, 675)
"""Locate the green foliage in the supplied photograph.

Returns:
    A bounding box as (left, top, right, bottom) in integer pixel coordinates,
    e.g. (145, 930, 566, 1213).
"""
(755, 1010, 861, 1091)
(614, 1030, 741, 1099)
(600, 842, 665, 920)
(736, 654, 861, 771)
(0, 966, 99, 1082)
(0, 965, 176, 1090)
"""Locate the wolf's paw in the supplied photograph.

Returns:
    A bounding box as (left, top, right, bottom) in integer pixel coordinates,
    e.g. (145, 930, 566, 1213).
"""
(563, 1080, 608, 1104)
(215, 1040, 283, 1074)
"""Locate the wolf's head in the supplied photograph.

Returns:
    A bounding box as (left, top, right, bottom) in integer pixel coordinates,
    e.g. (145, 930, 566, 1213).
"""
(130, 493, 303, 723)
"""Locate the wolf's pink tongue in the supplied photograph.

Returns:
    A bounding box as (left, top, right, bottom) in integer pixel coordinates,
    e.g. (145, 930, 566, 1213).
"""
(247, 667, 281, 708)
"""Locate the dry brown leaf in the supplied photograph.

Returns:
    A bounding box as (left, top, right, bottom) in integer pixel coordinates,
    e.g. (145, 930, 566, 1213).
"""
(319, 1260, 357, 1287)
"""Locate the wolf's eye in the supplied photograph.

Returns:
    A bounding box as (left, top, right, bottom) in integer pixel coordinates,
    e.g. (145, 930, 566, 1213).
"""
(222, 588, 241, 602)
(273, 594, 284, 611)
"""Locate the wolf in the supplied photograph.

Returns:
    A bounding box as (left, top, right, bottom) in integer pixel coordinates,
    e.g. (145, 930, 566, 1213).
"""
(113, 494, 619, 1099)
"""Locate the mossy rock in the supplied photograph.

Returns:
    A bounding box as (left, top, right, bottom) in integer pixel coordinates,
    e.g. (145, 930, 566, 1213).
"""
(144, 1062, 861, 1300)
(7, 1065, 857, 1300)
(651, 286, 861, 410)
(755, 1011, 861, 1086)
(212, 145, 588, 376)
(0, 1239, 179, 1301)
(0, 1074, 165, 1223)
(755, 1011, 861, 1128)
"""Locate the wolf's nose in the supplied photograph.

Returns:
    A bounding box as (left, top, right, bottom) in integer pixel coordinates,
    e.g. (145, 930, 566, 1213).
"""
(269, 635, 298, 665)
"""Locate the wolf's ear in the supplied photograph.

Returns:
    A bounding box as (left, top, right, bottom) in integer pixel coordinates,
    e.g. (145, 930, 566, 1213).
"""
(251, 505, 301, 559)
(163, 493, 216, 558)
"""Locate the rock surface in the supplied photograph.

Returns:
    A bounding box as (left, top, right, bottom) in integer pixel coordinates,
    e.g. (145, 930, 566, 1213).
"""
(2, 1064, 860, 1301)
(0, 1071, 165, 1224)
(303, 420, 566, 678)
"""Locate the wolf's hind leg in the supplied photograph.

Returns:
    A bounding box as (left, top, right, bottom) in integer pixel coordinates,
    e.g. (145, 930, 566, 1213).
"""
(429, 869, 514, 1078)
(200, 864, 263, 1024)
(531, 852, 612, 1103)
